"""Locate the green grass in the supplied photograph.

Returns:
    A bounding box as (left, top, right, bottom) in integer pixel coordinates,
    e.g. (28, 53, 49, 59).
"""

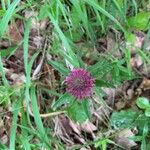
(0, 0, 20, 36)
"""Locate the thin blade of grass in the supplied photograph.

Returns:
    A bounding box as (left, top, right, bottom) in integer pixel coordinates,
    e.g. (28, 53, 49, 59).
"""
(57, 0, 72, 37)
(47, 11, 79, 68)
(0, 54, 9, 88)
(23, 18, 33, 128)
(1, 0, 6, 10)
(0, 0, 20, 36)
(30, 86, 51, 149)
(9, 99, 21, 150)
(112, 0, 126, 22)
(48, 60, 70, 75)
(20, 90, 31, 150)
(131, 0, 138, 15)
(6, 0, 11, 7)
(83, 0, 125, 33)
(0, 46, 17, 58)
(71, 0, 95, 41)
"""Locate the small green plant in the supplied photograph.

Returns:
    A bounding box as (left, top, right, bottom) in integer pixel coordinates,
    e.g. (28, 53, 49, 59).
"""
(95, 138, 116, 150)
(50, 59, 112, 123)
(127, 11, 150, 31)
(110, 97, 150, 149)
(135, 97, 150, 149)
(110, 109, 139, 129)
(136, 97, 150, 117)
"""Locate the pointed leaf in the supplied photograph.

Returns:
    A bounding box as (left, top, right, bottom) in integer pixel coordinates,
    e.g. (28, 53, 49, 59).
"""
(52, 93, 75, 110)
(67, 100, 90, 123)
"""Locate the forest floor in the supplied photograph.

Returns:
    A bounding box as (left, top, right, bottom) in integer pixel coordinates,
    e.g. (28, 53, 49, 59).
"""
(0, 0, 150, 150)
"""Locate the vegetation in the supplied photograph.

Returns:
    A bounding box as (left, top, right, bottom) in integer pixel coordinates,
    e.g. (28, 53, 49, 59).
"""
(0, 0, 150, 149)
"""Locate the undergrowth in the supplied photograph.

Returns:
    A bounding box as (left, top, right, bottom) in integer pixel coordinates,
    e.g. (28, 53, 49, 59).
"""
(0, 0, 150, 149)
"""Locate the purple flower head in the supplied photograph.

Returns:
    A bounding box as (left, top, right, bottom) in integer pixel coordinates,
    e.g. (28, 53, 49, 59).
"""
(65, 68, 95, 99)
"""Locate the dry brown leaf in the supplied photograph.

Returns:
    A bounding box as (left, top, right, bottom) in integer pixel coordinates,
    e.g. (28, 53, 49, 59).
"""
(115, 129, 137, 150)
(69, 120, 81, 135)
(142, 78, 150, 89)
(54, 116, 85, 145)
(80, 121, 97, 133)
(130, 55, 143, 68)
(1, 135, 8, 145)
(80, 148, 90, 150)
(32, 54, 45, 80)
(10, 73, 25, 86)
(115, 101, 126, 110)
(103, 88, 115, 106)
(33, 36, 44, 49)
(93, 94, 112, 125)
(8, 20, 23, 44)
(39, 20, 48, 30)
(126, 32, 145, 54)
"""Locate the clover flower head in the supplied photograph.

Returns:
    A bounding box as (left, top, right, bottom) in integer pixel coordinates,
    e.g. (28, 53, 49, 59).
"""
(65, 68, 94, 99)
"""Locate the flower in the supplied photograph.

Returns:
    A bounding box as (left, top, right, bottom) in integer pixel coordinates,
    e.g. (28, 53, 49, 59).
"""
(65, 68, 94, 99)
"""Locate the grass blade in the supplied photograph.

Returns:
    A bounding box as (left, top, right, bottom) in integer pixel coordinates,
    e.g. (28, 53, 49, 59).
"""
(0, 0, 20, 36)
(83, 0, 125, 33)
(48, 12, 79, 68)
(48, 60, 70, 75)
(30, 86, 51, 149)
(23, 18, 33, 127)
(9, 99, 21, 150)
(0, 54, 9, 88)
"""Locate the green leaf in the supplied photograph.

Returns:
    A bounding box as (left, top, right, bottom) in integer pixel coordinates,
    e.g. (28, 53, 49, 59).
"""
(0, 86, 12, 104)
(47, 12, 79, 68)
(71, 7, 82, 29)
(9, 99, 21, 150)
(67, 100, 90, 123)
(0, 46, 17, 57)
(135, 114, 150, 132)
(143, 123, 148, 137)
(110, 109, 139, 129)
(0, 9, 5, 17)
(141, 123, 148, 150)
(145, 107, 150, 117)
(129, 136, 142, 142)
(20, 99, 31, 150)
(48, 60, 70, 76)
(65, 29, 83, 42)
(0, 0, 20, 36)
(95, 139, 107, 150)
(70, 0, 95, 42)
(87, 59, 113, 78)
(0, 55, 9, 88)
(95, 79, 114, 87)
(0, 141, 8, 150)
(38, 5, 49, 20)
(30, 86, 51, 149)
(52, 93, 75, 110)
(127, 12, 150, 31)
(83, 0, 125, 33)
(136, 97, 150, 109)
(125, 32, 136, 43)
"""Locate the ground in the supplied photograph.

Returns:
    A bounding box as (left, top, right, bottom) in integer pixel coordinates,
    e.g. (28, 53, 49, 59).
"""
(0, 0, 150, 150)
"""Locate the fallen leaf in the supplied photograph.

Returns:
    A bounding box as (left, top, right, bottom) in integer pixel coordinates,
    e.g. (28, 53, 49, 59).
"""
(8, 20, 23, 44)
(80, 121, 97, 133)
(115, 129, 137, 150)
(69, 120, 81, 135)
(115, 101, 126, 110)
(130, 55, 143, 68)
